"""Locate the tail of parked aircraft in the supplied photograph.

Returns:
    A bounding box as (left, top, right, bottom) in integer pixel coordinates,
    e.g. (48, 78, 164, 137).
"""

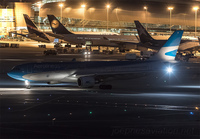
(47, 15, 73, 34)
(151, 30, 183, 62)
(134, 20, 154, 43)
(23, 14, 51, 42)
(23, 14, 38, 34)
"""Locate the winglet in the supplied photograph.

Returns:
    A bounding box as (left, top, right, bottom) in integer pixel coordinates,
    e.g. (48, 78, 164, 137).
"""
(47, 15, 73, 34)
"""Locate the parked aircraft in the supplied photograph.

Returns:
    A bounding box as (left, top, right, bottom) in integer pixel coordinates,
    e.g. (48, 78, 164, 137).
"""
(7, 30, 183, 89)
(47, 15, 144, 52)
(134, 20, 199, 51)
(14, 14, 55, 43)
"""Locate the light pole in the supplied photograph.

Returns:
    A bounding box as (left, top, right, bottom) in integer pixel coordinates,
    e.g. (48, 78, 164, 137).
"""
(81, 4, 86, 28)
(144, 6, 148, 30)
(193, 6, 199, 37)
(168, 7, 174, 33)
(106, 4, 110, 31)
(59, 3, 63, 23)
(37, 3, 42, 29)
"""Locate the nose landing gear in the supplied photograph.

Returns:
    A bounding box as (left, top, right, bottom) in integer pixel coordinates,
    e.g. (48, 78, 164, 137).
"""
(25, 80, 31, 89)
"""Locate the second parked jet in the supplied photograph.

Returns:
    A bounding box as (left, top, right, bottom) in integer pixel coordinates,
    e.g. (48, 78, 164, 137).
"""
(47, 15, 146, 51)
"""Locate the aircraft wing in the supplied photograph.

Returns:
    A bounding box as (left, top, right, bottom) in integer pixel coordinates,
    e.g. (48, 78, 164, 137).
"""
(103, 36, 139, 45)
(180, 45, 200, 52)
(11, 32, 27, 37)
(94, 72, 148, 82)
(74, 70, 157, 83)
(45, 32, 65, 39)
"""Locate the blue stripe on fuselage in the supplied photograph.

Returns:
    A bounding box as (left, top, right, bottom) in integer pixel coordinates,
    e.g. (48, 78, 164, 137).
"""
(27, 61, 153, 73)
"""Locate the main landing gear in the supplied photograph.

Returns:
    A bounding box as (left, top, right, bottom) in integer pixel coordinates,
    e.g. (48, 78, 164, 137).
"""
(25, 80, 31, 89)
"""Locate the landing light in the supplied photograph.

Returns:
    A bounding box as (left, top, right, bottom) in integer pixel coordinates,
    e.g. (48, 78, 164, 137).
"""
(25, 80, 30, 85)
(166, 67, 173, 73)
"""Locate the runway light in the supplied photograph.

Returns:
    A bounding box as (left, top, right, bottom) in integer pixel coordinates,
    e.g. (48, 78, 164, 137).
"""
(124, 109, 127, 112)
(166, 67, 173, 73)
(190, 112, 194, 115)
(195, 107, 199, 110)
(89, 111, 92, 114)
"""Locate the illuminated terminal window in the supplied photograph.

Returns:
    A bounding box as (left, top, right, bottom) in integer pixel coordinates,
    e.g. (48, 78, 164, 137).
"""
(0, 9, 15, 35)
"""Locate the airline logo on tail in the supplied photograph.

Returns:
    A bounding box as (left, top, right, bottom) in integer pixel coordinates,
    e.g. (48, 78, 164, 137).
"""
(152, 30, 183, 62)
(51, 20, 59, 28)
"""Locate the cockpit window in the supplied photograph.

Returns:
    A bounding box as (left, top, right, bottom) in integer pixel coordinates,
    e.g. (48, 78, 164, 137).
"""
(11, 66, 21, 71)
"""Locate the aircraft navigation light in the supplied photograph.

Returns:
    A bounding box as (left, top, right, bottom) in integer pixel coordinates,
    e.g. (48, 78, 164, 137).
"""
(190, 112, 194, 115)
(166, 67, 173, 73)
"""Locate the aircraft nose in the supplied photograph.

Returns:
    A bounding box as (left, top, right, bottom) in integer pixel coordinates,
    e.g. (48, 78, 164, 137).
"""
(7, 71, 16, 79)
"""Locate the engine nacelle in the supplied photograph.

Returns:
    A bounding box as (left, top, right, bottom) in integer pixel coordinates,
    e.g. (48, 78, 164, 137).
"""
(77, 76, 95, 88)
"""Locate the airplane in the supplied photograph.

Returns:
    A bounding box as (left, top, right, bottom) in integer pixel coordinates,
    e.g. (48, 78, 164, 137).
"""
(134, 20, 199, 51)
(13, 14, 55, 43)
(7, 30, 183, 89)
(46, 15, 144, 52)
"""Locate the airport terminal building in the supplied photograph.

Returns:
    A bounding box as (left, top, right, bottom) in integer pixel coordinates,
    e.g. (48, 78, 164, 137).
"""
(0, 0, 200, 37)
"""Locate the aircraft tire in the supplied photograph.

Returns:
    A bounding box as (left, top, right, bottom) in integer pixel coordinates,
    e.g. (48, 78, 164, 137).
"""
(26, 85, 31, 89)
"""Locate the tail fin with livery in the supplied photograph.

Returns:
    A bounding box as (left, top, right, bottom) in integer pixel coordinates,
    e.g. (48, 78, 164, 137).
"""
(134, 20, 154, 43)
(151, 30, 183, 62)
(47, 15, 73, 34)
(23, 14, 38, 34)
(23, 14, 51, 42)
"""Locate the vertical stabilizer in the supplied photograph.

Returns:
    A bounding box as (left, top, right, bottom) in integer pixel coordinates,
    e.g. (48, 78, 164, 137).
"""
(134, 20, 154, 43)
(152, 30, 183, 62)
(23, 14, 50, 42)
(23, 14, 38, 34)
(47, 15, 73, 34)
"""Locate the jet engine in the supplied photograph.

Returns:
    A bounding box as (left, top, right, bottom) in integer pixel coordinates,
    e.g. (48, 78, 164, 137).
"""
(77, 76, 95, 88)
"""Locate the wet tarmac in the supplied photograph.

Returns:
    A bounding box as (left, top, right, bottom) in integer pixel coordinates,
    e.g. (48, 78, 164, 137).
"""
(0, 48, 200, 138)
